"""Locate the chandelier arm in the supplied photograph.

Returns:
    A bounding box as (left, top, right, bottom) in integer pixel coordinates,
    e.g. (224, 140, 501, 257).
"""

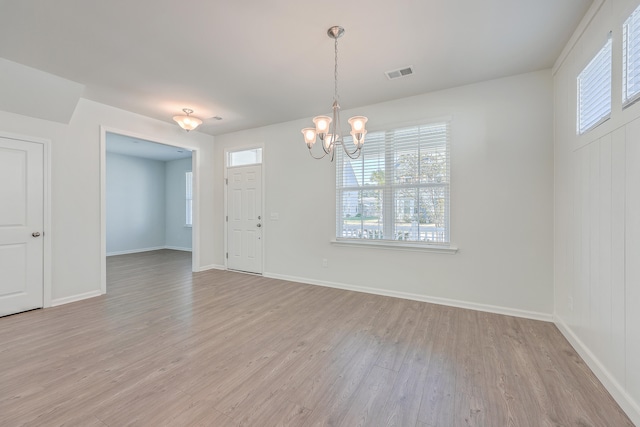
(321, 137, 332, 154)
(342, 144, 363, 159)
(307, 147, 329, 160)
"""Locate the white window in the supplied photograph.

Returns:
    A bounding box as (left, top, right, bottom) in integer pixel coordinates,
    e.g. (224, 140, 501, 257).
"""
(185, 171, 193, 226)
(336, 122, 450, 245)
(227, 148, 262, 167)
(577, 36, 612, 134)
(623, 5, 640, 106)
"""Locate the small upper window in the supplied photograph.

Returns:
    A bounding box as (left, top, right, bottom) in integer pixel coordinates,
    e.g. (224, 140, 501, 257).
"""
(228, 148, 262, 167)
(623, 5, 640, 106)
(577, 36, 612, 134)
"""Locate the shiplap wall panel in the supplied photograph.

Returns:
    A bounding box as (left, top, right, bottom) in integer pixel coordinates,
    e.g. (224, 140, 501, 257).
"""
(589, 141, 601, 356)
(572, 147, 583, 331)
(611, 126, 626, 386)
(626, 117, 640, 399)
(598, 134, 612, 370)
(569, 131, 629, 388)
(580, 146, 591, 343)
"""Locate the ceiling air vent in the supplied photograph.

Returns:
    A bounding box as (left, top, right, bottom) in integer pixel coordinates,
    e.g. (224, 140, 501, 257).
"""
(385, 66, 414, 80)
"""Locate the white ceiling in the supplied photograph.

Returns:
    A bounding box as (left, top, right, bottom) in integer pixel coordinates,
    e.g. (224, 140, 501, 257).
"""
(0, 0, 591, 136)
(106, 133, 192, 162)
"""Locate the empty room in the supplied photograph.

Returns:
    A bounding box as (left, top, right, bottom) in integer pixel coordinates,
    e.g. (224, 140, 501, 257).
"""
(0, 0, 639, 426)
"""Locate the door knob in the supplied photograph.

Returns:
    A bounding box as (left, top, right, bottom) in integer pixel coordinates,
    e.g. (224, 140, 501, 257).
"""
(32, 232, 41, 237)
(256, 223, 262, 228)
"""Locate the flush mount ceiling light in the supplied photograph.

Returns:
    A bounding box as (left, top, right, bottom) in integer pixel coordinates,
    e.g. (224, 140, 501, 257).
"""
(301, 26, 368, 161)
(173, 108, 203, 132)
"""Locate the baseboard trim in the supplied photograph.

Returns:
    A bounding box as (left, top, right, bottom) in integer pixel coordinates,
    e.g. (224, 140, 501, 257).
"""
(196, 264, 226, 272)
(106, 246, 165, 256)
(107, 246, 193, 256)
(262, 272, 552, 322)
(554, 317, 640, 426)
(51, 290, 102, 307)
(164, 246, 192, 252)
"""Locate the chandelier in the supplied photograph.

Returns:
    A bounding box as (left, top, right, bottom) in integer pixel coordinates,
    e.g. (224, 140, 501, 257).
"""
(301, 26, 368, 161)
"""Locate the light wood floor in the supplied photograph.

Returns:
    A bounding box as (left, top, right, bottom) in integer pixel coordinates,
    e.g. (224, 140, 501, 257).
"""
(0, 250, 633, 426)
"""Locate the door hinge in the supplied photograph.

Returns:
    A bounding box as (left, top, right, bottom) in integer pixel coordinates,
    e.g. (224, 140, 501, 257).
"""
(226, 215, 228, 222)
(226, 252, 228, 259)
(225, 178, 228, 185)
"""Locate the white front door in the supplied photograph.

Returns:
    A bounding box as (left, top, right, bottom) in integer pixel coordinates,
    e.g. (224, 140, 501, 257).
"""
(227, 164, 262, 274)
(0, 137, 44, 316)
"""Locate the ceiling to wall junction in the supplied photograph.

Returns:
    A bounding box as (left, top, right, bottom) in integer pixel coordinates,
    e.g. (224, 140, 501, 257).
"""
(0, 0, 592, 135)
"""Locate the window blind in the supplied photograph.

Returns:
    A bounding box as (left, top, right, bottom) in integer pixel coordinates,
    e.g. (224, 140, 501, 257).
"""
(336, 122, 450, 244)
(624, 5, 640, 105)
(577, 37, 612, 134)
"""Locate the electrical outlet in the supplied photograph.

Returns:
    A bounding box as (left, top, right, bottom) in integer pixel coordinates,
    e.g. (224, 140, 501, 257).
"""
(322, 258, 328, 268)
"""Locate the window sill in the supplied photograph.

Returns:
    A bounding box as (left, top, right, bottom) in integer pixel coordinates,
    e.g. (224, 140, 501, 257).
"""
(330, 239, 458, 254)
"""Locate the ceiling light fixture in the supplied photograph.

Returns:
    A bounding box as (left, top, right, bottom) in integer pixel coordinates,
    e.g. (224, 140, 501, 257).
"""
(301, 26, 367, 161)
(173, 108, 203, 132)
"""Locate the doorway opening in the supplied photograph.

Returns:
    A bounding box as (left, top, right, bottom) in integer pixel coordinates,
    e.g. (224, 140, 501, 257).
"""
(100, 128, 199, 294)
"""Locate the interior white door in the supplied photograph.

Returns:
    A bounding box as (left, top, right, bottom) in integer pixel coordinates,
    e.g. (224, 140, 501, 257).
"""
(227, 164, 262, 273)
(0, 137, 44, 316)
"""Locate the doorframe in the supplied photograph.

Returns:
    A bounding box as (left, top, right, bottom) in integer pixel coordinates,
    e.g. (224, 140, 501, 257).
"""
(99, 126, 200, 294)
(0, 131, 52, 308)
(223, 144, 265, 274)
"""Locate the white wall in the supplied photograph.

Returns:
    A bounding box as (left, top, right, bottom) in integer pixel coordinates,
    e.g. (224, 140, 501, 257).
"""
(106, 152, 166, 254)
(0, 96, 214, 303)
(554, 0, 640, 423)
(214, 70, 554, 318)
(165, 157, 192, 250)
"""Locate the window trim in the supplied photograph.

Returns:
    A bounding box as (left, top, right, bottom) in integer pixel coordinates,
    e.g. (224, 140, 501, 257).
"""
(335, 121, 452, 248)
(331, 238, 458, 254)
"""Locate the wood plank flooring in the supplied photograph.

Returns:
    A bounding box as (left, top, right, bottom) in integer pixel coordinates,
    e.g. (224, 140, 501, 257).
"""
(0, 249, 633, 426)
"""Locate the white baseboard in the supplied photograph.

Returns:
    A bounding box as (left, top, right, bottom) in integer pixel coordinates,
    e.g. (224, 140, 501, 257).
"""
(554, 317, 640, 426)
(164, 246, 192, 252)
(262, 272, 552, 322)
(196, 264, 226, 272)
(106, 246, 165, 256)
(107, 246, 193, 256)
(51, 290, 103, 307)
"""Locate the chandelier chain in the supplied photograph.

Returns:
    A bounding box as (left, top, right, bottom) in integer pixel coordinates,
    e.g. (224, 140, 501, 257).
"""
(334, 37, 339, 101)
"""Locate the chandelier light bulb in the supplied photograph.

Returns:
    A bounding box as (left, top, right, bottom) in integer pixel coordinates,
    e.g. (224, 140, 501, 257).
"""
(313, 116, 332, 133)
(302, 128, 317, 147)
(348, 116, 367, 132)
